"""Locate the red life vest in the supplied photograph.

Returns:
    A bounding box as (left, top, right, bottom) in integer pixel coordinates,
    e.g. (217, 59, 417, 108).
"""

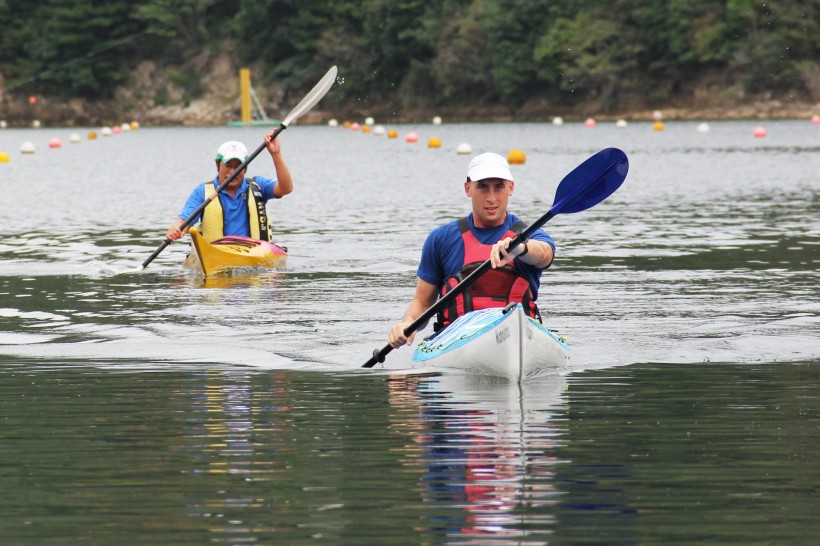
(435, 217, 540, 330)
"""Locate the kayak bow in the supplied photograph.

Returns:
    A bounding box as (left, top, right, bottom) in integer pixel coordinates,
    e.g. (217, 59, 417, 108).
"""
(183, 227, 287, 276)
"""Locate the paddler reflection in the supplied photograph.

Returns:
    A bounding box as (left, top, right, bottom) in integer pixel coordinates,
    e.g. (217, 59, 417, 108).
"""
(387, 373, 567, 539)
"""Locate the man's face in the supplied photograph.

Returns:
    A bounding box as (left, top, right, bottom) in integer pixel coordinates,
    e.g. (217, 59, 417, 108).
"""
(218, 159, 246, 183)
(465, 178, 514, 228)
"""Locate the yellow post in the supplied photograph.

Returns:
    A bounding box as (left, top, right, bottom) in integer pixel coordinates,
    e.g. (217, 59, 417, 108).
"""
(240, 68, 251, 124)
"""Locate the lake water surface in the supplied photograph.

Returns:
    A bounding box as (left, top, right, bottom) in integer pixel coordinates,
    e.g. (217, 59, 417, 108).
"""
(0, 120, 818, 544)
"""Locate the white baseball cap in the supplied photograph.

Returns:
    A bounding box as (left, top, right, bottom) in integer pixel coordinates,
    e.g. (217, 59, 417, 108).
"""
(467, 152, 513, 182)
(215, 141, 248, 163)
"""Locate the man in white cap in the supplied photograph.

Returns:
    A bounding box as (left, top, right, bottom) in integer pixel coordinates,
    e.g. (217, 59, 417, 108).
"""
(166, 130, 292, 242)
(388, 152, 555, 348)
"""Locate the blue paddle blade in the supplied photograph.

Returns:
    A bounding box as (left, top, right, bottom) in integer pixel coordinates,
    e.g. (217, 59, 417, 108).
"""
(551, 148, 628, 214)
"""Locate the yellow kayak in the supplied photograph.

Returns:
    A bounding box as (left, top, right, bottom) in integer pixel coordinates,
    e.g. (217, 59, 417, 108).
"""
(183, 227, 287, 276)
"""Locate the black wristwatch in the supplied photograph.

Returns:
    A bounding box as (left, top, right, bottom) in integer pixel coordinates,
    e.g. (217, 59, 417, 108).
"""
(518, 241, 529, 258)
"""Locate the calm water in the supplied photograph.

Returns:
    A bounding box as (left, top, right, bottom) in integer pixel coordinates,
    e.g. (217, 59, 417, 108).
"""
(0, 120, 818, 543)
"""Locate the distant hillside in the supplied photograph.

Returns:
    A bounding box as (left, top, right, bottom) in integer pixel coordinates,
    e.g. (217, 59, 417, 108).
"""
(1, 0, 817, 126)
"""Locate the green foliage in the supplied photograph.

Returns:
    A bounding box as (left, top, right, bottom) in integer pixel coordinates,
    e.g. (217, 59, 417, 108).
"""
(5, 0, 143, 99)
(0, 0, 816, 110)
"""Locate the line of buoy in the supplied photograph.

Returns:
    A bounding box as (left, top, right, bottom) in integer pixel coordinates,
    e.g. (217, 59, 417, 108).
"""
(329, 115, 504, 157)
(323, 110, 818, 167)
(0, 121, 140, 163)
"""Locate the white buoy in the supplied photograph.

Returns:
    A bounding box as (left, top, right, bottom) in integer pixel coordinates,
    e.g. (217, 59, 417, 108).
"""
(432, 116, 442, 125)
(0, 120, 7, 129)
(20, 141, 36, 154)
(120, 123, 131, 132)
(552, 117, 563, 126)
(696, 122, 710, 133)
(101, 126, 112, 136)
(69, 132, 82, 143)
(456, 142, 472, 155)
(373, 125, 385, 135)
(653, 110, 663, 121)
(364, 116, 375, 126)
(328, 118, 338, 127)
(32, 120, 41, 128)
(615, 119, 628, 128)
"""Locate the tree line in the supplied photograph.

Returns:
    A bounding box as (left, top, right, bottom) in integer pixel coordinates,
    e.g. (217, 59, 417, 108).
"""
(1, 0, 817, 116)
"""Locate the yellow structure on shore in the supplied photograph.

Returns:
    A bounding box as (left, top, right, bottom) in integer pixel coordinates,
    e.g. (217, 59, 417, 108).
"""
(228, 68, 279, 127)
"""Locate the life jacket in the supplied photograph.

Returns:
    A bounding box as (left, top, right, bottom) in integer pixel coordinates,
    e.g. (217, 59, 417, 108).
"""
(435, 217, 540, 330)
(200, 177, 272, 242)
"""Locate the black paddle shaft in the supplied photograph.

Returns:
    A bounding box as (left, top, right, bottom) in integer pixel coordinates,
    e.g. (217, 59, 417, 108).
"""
(139, 124, 286, 270)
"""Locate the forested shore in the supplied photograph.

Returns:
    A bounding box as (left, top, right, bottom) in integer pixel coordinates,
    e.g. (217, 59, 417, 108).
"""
(1, 0, 817, 126)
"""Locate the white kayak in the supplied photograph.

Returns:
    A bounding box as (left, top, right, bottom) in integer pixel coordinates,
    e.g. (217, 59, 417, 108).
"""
(411, 304, 570, 382)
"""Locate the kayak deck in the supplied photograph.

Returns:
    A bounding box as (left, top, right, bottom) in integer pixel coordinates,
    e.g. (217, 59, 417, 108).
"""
(412, 304, 570, 381)
(183, 227, 287, 276)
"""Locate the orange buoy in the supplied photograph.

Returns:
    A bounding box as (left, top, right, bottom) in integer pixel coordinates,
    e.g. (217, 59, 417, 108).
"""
(0, 152, 10, 163)
(584, 118, 596, 128)
(362, 125, 371, 133)
(507, 149, 526, 164)
(87, 131, 98, 140)
(343, 120, 352, 129)
(653, 121, 665, 131)
(428, 136, 441, 148)
(753, 126, 767, 138)
(387, 129, 398, 139)
(405, 132, 418, 143)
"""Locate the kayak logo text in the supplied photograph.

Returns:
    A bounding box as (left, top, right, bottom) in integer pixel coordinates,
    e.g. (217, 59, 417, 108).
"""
(495, 325, 510, 345)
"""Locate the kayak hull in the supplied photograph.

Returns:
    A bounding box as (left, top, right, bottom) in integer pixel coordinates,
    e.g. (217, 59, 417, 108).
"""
(411, 304, 570, 382)
(183, 227, 287, 276)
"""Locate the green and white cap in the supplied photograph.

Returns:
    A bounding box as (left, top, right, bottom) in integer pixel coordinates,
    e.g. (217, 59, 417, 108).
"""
(215, 141, 248, 163)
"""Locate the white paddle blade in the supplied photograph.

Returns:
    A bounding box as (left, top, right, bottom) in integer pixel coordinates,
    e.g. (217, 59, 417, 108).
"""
(281, 66, 338, 127)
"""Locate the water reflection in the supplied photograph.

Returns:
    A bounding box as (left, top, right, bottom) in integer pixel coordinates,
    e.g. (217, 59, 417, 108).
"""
(176, 271, 286, 290)
(183, 369, 295, 543)
(389, 373, 568, 543)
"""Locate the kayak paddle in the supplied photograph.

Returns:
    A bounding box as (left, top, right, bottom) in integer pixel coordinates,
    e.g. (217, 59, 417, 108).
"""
(362, 147, 629, 368)
(137, 65, 338, 271)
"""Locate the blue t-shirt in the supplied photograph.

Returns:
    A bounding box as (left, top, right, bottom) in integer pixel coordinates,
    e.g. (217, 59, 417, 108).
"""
(417, 213, 555, 300)
(178, 176, 279, 237)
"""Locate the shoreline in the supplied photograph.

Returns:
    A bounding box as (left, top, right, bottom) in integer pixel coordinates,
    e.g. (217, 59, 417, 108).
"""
(1, 96, 817, 128)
